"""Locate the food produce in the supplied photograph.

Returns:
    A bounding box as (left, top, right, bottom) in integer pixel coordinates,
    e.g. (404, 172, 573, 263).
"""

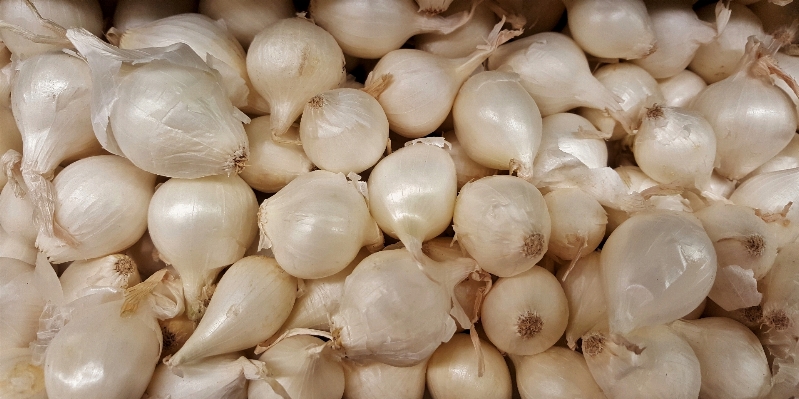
(0, 0, 798, 398)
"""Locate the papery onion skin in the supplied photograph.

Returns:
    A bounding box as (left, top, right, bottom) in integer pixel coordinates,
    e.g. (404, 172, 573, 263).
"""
(601, 211, 717, 335)
(426, 334, 512, 399)
(516, 346, 606, 399)
(670, 317, 771, 399)
(453, 175, 551, 277)
(480, 266, 568, 356)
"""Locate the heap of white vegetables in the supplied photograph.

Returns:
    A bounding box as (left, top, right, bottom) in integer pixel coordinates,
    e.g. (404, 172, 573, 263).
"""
(2, 0, 799, 397)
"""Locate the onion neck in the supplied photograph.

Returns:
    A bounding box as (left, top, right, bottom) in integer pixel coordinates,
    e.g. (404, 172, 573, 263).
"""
(181, 269, 219, 322)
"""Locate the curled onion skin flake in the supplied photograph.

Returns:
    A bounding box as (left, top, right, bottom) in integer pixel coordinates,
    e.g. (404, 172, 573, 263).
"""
(480, 266, 569, 356)
(601, 211, 717, 335)
(309, 0, 472, 59)
(453, 175, 551, 277)
(452, 71, 542, 180)
(426, 334, 512, 399)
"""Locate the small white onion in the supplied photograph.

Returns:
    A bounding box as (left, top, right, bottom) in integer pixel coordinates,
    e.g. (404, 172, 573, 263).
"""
(415, 0, 498, 59)
(59, 254, 142, 303)
(440, 131, 496, 189)
(453, 175, 551, 277)
(515, 346, 605, 399)
(0, 258, 45, 351)
(452, 71, 542, 180)
(258, 170, 383, 279)
(556, 251, 608, 349)
(426, 334, 512, 399)
(199, 0, 294, 49)
(533, 113, 609, 184)
(565, 0, 657, 60)
(299, 88, 389, 174)
(480, 266, 569, 356)
(730, 168, 799, 249)
(0, 182, 37, 264)
(112, 0, 197, 33)
(342, 358, 427, 399)
(544, 188, 607, 261)
(146, 354, 267, 399)
(745, 133, 799, 180)
(656, 69, 707, 107)
(247, 18, 346, 142)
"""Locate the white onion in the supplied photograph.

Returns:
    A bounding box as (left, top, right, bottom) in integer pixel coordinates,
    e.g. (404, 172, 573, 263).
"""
(730, 168, 799, 249)
(689, 2, 765, 83)
(112, 0, 197, 33)
(309, 0, 472, 59)
(166, 256, 296, 368)
(147, 174, 258, 320)
(258, 170, 383, 279)
(238, 115, 314, 194)
(656, 69, 707, 107)
(0, 182, 37, 264)
(746, 133, 799, 180)
(480, 266, 568, 356)
(426, 334, 512, 399)
(299, 88, 389, 174)
(342, 358, 427, 399)
(564, 0, 657, 60)
(146, 354, 267, 399)
(601, 211, 717, 334)
(453, 175, 551, 277)
(515, 346, 605, 399)
(533, 112, 609, 184)
(0, 258, 45, 351)
(544, 188, 607, 261)
(440, 131, 496, 189)
(59, 254, 141, 303)
(415, 0, 498, 59)
(452, 71, 542, 180)
(488, 32, 624, 117)
(199, 0, 294, 49)
(556, 251, 608, 349)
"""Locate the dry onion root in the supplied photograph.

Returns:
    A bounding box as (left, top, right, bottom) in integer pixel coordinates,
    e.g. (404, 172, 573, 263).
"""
(1, 1, 799, 398)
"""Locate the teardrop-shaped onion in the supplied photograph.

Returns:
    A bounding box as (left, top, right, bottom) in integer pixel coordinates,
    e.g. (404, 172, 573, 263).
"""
(249, 335, 344, 399)
(309, 0, 471, 59)
(657, 69, 707, 108)
(564, 0, 657, 60)
(691, 39, 797, 180)
(515, 346, 606, 399)
(441, 131, 496, 189)
(426, 334, 512, 399)
(632, 0, 721, 79)
(331, 249, 474, 366)
(633, 105, 716, 189)
(199, 0, 294, 49)
(60, 254, 141, 303)
(247, 18, 345, 141)
(415, 0, 498, 59)
(556, 252, 608, 349)
(670, 317, 771, 399)
(453, 175, 551, 277)
(238, 115, 314, 194)
(299, 88, 389, 174)
(258, 170, 383, 279)
(689, 2, 764, 83)
(36, 155, 156, 264)
(582, 325, 701, 399)
(368, 142, 457, 262)
(601, 211, 717, 334)
(452, 71, 542, 180)
(544, 188, 607, 261)
(166, 256, 297, 367)
(730, 168, 799, 249)
(0, 0, 103, 59)
(366, 22, 516, 138)
(481, 266, 569, 356)
(148, 174, 258, 321)
(342, 358, 427, 399)
(487, 32, 623, 117)
(146, 354, 267, 399)
(578, 63, 665, 140)
(115, 13, 266, 112)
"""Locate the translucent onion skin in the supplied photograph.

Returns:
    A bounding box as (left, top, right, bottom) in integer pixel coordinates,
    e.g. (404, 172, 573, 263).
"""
(601, 211, 717, 335)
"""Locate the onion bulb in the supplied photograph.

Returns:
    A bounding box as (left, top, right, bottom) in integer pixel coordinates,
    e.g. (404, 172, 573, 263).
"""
(199, 0, 294, 49)
(342, 358, 427, 399)
(556, 252, 608, 349)
(747, 134, 799, 180)
(480, 266, 568, 356)
(670, 317, 771, 399)
(564, 0, 657, 60)
(166, 256, 296, 368)
(112, 0, 197, 33)
(582, 325, 701, 399)
(452, 71, 542, 180)
(515, 346, 605, 399)
(533, 112, 609, 185)
(657, 69, 707, 108)
(365, 21, 518, 138)
(59, 254, 141, 303)
(0, 258, 46, 351)
(453, 175, 551, 277)
(441, 130, 496, 189)
(426, 334, 512, 399)
(415, 0, 498, 59)
(309, 0, 472, 59)
(730, 168, 799, 249)
(299, 88, 389, 174)
(601, 211, 717, 334)
(147, 174, 258, 321)
(367, 141, 456, 263)
(544, 188, 607, 261)
(258, 170, 383, 279)
(247, 17, 345, 142)
(0, 178, 37, 265)
(146, 354, 267, 399)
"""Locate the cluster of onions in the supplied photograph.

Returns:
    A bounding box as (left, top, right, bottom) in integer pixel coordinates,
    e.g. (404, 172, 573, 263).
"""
(1, 0, 799, 398)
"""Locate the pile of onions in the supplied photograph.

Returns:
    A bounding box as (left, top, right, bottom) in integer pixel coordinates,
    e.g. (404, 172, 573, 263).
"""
(1, 0, 798, 398)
